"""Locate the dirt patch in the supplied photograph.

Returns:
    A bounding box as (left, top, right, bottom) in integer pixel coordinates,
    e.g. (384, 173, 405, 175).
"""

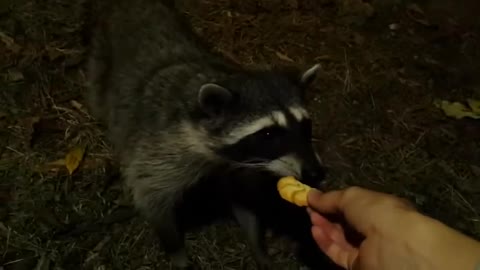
(1, 0, 479, 269)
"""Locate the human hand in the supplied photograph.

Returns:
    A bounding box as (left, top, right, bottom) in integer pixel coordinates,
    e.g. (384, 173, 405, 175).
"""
(307, 186, 480, 270)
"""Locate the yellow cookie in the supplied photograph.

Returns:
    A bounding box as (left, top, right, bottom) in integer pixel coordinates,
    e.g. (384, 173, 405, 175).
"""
(277, 176, 312, 207)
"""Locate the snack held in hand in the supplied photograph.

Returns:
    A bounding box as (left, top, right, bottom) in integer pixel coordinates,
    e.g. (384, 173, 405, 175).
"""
(277, 176, 313, 207)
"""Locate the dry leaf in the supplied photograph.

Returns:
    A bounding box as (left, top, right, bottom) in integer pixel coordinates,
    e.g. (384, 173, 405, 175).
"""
(467, 99, 480, 114)
(65, 145, 86, 175)
(434, 99, 480, 120)
(38, 157, 107, 173)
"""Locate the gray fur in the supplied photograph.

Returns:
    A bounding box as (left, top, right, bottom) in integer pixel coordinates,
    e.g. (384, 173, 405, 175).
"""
(85, 0, 323, 268)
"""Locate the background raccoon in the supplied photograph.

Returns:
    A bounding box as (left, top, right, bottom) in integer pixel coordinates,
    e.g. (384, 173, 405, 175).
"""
(85, 0, 334, 269)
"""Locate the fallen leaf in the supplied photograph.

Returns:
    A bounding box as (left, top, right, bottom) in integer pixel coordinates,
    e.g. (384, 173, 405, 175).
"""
(434, 99, 480, 120)
(275, 51, 294, 62)
(37, 157, 107, 174)
(65, 145, 86, 175)
(467, 99, 480, 114)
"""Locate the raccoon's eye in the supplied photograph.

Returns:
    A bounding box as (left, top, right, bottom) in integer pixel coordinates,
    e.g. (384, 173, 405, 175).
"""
(255, 126, 286, 141)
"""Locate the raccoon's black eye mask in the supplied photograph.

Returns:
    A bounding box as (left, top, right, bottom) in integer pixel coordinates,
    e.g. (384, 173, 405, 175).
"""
(251, 126, 288, 143)
(218, 117, 313, 164)
(217, 124, 288, 163)
(300, 118, 312, 140)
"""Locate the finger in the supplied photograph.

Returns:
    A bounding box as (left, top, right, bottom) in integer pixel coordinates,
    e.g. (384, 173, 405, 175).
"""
(308, 210, 330, 227)
(307, 187, 390, 235)
(312, 226, 359, 270)
(310, 212, 356, 251)
(307, 188, 344, 214)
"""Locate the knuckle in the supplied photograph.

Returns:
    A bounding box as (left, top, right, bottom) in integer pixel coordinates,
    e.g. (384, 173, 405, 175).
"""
(344, 186, 363, 197)
(341, 186, 416, 211)
(340, 186, 363, 205)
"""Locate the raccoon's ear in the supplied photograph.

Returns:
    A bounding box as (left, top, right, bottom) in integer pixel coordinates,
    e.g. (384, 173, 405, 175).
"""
(198, 83, 233, 116)
(282, 64, 320, 97)
(299, 64, 320, 88)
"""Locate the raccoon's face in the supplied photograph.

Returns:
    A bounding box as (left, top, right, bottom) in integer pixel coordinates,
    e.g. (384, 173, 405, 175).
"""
(195, 64, 326, 187)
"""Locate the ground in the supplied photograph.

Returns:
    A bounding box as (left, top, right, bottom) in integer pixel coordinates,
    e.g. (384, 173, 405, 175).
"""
(0, 0, 479, 269)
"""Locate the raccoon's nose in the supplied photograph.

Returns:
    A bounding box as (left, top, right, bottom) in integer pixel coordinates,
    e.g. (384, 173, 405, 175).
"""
(301, 166, 326, 186)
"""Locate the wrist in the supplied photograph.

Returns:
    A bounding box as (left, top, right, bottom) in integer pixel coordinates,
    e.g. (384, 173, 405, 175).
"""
(407, 211, 480, 270)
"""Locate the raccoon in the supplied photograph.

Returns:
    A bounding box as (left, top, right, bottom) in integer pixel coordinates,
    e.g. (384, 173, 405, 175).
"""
(85, 0, 331, 269)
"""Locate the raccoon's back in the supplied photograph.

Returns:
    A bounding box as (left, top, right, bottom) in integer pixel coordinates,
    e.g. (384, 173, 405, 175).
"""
(84, 0, 225, 146)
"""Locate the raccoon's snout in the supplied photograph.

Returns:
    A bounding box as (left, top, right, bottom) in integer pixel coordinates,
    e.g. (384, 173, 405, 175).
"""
(264, 152, 326, 187)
